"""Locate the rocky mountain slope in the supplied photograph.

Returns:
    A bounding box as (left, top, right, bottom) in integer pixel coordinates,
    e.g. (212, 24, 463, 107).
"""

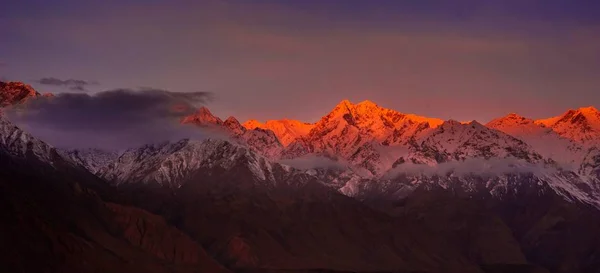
(0, 117, 229, 273)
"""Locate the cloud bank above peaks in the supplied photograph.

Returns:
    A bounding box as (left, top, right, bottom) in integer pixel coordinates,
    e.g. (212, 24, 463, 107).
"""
(6, 88, 214, 150)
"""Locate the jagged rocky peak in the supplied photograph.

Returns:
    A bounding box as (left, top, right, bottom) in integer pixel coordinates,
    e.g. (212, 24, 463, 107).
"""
(487, 113, 533, 127)
(223, 116, 245, 134)
(486, 112, 555, 138)
(181, 106, 223, 126)
(242, 118, 315, 147)
(350, 99, 380, 115)
(181, 107, 284, 158)
(327, 99, 387, 121)
(438, 119, 463, 128)
(0, 81, 42, 107)
(466, 120, 487, 129)
(439, 118, 501, 136)
(242, 119, 262, 129)
(330, 99, 354, 116)
(319, 99, 443, 132)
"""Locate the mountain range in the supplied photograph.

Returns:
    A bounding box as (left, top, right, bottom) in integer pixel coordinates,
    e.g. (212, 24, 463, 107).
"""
(2, 80, 600, 273)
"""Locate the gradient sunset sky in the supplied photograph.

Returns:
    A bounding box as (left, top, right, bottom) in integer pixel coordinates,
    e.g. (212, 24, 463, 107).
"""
(2, 0, 599, 123)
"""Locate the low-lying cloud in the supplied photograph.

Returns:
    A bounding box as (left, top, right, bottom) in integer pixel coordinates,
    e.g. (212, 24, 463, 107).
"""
(278, 154, 350, 170)
(384, 158, 550, 179)
(6, 88, 214, 150)
(36, 77, 99, 91)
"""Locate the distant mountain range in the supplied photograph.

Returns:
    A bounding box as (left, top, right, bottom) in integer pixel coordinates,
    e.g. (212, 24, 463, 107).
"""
(2, 80, 600, 273)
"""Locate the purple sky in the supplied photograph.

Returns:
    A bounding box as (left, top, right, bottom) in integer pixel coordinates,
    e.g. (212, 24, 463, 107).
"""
(2, 0, 600, 123)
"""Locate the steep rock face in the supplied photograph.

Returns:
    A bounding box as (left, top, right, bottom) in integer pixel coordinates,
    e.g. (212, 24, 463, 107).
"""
(242, 119, 315, 147)
(535, 106, 600, 146)
(0, 81, 42, 107)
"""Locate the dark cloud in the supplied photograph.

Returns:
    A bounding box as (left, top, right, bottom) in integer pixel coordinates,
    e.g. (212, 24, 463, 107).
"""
(35, 77, 99, 91)
(6, 88, 214, 150)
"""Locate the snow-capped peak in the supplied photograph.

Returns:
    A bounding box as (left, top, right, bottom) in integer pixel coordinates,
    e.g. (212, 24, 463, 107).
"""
(99, 138, 291, 187)
(486, 113, 549, 135)
(579, 106, 599, 115)
(182, 106, 283, 158)
(0, 116, 62, 164)
(413, 118, 542, 163)
(485, 112, 581, 161)
(181, 106, 223, 126)
(488, 113, 530, 126)
(535, 106, 600, 146)
(242, 119, 263, 130)
(241, 118, 314, 147)
(323, 99, 443, 130)
(0, 81, 43, 107)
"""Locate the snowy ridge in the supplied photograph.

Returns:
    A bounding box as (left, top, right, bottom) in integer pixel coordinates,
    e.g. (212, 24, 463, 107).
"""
(280, 100, 442, 174)
(242, 119, 315, 146)
(99, 138, 288, 187)
(182, 107, 283, 159)
(487, 113, 585, 166)
(60, 148, 120, 175)
(535, 106, 600, 146)
(2, 84, 598, 210)
(412, 120, 543, 163)
(0, 116, 59, 164)
(94, 100, 600, 209)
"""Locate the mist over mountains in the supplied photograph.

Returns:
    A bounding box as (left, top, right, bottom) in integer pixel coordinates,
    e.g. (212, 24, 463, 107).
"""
(2, 81, 600, 273)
